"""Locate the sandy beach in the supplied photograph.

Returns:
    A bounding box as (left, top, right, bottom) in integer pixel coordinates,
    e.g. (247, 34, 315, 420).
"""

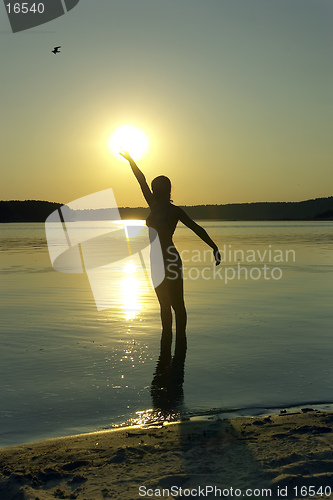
(1, 409, 333, 500)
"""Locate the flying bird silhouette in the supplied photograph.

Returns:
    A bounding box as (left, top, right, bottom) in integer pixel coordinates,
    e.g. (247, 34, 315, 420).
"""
(52, 46, 61, 54)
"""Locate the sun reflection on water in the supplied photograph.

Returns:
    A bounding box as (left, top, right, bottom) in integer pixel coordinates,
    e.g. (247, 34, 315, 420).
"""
(122, 261, 141, 321)
(129, 408, 182, 427)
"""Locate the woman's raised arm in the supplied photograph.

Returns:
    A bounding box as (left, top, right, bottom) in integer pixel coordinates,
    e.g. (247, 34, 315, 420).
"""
(120, 151, 154, 207)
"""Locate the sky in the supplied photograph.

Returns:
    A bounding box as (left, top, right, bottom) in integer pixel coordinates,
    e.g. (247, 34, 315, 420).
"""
(1, 0, 332, 207)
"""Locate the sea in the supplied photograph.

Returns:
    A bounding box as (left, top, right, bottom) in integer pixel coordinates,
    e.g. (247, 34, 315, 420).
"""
(0, 220, 333, 448)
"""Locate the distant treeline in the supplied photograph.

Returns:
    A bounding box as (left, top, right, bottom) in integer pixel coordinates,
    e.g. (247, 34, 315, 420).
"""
(0, 197, 333, 222)
(0, 200, 63, 223)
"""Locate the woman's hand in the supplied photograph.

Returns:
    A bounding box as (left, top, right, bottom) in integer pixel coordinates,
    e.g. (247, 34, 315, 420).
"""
(119, 150, 133, 163)
(213, 248, 221, 266)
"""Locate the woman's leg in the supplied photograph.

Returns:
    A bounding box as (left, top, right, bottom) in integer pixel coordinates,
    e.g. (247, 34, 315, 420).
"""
(167, 272, 187, 356)
(155, 281, 173, 357)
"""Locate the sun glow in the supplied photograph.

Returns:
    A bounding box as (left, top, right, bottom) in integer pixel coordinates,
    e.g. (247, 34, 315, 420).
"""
(107, 125, 150, 161)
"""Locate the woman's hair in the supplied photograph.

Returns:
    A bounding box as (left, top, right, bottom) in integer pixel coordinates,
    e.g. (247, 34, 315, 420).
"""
(151, 175, 172, 201)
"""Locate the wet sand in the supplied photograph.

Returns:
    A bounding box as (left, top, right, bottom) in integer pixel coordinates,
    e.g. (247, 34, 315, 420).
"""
(1, 410, 333, 499)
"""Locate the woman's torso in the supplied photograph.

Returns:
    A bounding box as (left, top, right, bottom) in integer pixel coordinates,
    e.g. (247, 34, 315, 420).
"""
(146, 201, 181, 258)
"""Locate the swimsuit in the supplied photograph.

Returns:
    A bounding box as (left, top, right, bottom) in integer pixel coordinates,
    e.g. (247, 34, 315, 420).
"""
(146, 203, 183, 282)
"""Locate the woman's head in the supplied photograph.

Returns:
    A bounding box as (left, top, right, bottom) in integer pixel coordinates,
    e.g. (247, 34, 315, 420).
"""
(151, 176, 172, 201)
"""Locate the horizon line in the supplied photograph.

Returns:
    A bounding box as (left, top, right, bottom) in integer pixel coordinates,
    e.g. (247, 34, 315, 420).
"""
(1, 195, 333, 208)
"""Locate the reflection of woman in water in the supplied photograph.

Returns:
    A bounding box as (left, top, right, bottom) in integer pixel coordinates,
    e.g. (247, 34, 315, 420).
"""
(120, 152, 221, 360)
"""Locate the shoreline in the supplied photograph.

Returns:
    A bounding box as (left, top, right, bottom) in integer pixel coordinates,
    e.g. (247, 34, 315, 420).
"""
(2, 402, 332, 450)
(1, 409, 333, 499)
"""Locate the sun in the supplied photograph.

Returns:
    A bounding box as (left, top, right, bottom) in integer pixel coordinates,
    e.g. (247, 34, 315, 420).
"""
(107, 125, 150, 161)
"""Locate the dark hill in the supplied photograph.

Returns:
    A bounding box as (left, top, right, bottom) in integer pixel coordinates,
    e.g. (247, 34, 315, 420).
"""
(0, 200, 63, 223)
(0, 197, 332, 222)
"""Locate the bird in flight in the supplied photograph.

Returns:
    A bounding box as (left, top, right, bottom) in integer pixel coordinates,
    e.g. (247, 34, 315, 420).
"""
(52, 46, 61, 54)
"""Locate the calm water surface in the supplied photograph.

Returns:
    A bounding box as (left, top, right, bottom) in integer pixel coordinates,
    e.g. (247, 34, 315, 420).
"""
(0, 221, 332, 447)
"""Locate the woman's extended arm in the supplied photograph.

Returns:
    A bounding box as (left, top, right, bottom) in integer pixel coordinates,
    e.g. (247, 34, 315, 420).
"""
(120, 151, 154, 207)
(178, 208, 221, 265)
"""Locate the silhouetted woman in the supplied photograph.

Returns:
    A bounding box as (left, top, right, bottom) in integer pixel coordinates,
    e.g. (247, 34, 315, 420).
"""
(120, 152, 220, 360)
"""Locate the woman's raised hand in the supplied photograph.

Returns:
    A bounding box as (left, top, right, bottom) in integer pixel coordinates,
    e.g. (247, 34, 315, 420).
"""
(119, 150, 133, 162)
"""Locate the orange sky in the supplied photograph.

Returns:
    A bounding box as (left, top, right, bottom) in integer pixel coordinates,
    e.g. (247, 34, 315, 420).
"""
(1, 0, 332, 207)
